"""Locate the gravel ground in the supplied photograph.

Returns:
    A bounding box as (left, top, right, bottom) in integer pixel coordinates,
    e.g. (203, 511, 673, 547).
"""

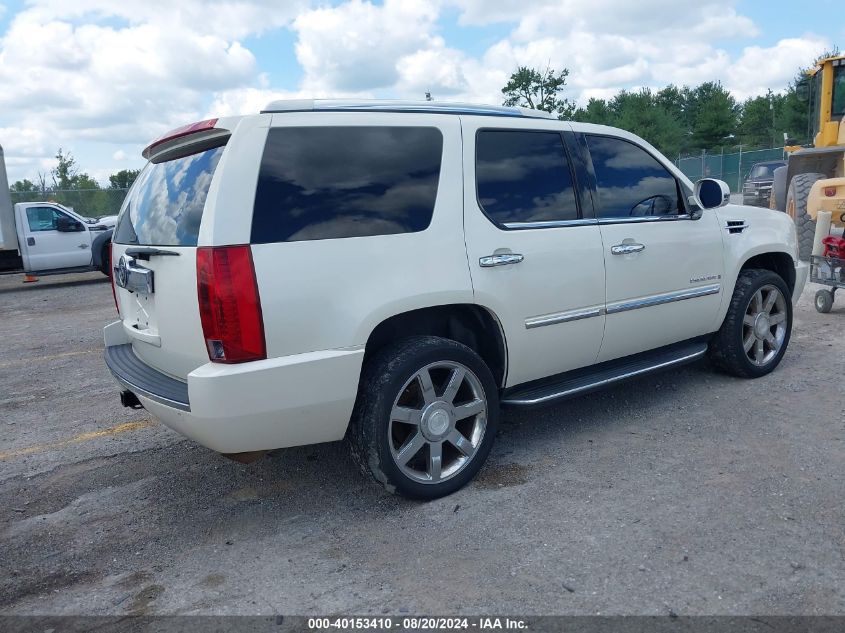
(0, 270, 843, 616)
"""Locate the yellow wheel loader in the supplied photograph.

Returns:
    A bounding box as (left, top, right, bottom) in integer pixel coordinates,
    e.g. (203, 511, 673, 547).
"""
(772, 55, 845, 260)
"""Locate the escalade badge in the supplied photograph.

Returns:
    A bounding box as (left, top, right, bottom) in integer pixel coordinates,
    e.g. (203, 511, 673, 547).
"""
(690, 274, 721, 283)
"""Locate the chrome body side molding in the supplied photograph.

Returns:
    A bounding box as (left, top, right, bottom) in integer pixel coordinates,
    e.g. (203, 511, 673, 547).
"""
(525, 306, 603, 329)
(605, 284, 721, 315)
(524, 284, 721, 329)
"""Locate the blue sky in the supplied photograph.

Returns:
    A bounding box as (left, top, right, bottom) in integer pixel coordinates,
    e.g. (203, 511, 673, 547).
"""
(0, 0, 840, 187)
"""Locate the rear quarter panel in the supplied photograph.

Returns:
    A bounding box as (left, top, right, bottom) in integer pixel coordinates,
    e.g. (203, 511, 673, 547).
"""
(247, 112, 474, 358)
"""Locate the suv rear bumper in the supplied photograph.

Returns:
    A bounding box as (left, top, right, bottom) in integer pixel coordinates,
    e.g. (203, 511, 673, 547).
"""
(103, 321, 364, 453)
(106, 344, 191, 411)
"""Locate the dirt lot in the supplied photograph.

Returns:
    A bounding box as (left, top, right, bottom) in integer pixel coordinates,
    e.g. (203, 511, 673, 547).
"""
(0, 271, 843, 615)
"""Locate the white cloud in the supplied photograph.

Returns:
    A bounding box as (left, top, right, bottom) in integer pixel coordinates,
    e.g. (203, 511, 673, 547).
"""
(0, 0, 833, 183)
(0, 12, 257, 137)
(19, 0, 308, 40)
(292, 0, 440, 93)
(275, 0, 796, 114)
(725, 37, 830, 100)
(206, 87, 308, 117)
(0, 0, 305, 182)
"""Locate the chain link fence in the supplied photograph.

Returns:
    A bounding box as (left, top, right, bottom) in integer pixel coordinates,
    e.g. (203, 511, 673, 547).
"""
(674, 147, 786, 193)
(9, 188, 129, 218)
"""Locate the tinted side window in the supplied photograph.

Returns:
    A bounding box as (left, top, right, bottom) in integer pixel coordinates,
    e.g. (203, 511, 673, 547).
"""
(113, 144, 224, 246)
(586, 135, 681, 219)
(476, 130, 578, 226)
(252, 126, 443, 243)
(26, 207, 68, 232)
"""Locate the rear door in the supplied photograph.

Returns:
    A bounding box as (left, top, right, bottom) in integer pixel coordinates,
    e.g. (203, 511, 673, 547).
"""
(462, 117, 607, 387)
(18, 204, 93, 270)
(111, 121, 249, 379)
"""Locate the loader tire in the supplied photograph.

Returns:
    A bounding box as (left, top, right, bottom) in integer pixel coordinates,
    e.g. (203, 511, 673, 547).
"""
(785, 172, 824, 261)
(771, 165, 787, 211)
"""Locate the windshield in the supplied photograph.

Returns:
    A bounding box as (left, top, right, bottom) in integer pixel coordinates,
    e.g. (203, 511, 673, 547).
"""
(113, 144, 225, 246)
(833, 64, 845, 117)
(749, 163, 782, 179)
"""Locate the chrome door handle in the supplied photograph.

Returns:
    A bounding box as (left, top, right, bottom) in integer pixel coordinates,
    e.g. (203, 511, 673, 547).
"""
(479, 253, 524, 267)
(611, 243, 645, 255)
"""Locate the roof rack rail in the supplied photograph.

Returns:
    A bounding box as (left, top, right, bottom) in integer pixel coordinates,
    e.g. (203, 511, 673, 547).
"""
(260, 99, 558, 120)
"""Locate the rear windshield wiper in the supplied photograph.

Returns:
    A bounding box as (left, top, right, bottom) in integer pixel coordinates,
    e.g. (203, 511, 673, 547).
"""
(124, 247, 181, 260)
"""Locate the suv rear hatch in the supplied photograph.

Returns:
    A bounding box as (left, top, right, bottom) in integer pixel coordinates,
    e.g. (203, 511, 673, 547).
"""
(112, 121, 230, 380)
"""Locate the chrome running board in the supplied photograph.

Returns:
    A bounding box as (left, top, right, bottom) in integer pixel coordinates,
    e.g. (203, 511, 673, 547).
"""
(501, 339, 708, 408)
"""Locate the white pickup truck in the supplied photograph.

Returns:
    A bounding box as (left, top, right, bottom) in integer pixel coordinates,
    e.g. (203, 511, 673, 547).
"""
(0, 144, 115, 277)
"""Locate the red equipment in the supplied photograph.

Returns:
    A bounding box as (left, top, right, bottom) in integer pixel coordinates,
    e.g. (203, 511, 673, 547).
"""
(821, 235, 845, 258)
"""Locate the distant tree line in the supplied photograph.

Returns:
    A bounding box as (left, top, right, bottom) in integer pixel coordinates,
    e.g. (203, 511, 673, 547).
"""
(501, 58, 824, 158)
(9, 149, 139, 217)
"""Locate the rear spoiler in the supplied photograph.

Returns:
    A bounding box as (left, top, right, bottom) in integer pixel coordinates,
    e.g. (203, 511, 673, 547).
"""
(143, 119, 230, 163)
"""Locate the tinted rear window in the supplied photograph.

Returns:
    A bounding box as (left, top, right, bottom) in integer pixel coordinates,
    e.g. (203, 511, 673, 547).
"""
(476, 130, 579, 226)
(252, 126, 443, 243)
(113, 145, 224, 246)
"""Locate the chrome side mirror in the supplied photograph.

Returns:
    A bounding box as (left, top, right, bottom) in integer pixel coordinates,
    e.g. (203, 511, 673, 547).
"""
(694, 178, 730, 210)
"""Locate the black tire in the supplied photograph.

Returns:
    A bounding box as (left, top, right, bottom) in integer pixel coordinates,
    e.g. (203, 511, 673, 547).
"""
(786, 173, 824, 261)
(347, 336, 499, 500)
(771, 165, 788, 211)
(99, 242, 111, 277)
(815, 289, 834, 314)
(708, 269, 793, 378)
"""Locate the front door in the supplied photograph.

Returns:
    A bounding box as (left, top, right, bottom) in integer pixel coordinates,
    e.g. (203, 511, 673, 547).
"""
(462, 118, 607, 388)
(582, 134, 724, 362)
(21, 205, 93, 271)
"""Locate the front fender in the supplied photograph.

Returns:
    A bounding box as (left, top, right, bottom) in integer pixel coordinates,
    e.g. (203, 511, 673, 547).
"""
(715, 205, 799, 321)
(91, 228, 113, 269)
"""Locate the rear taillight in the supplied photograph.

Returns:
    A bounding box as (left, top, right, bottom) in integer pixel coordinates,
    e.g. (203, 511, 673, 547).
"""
(824, 186, 837, 197)
(110, 243, 119, 315)
(196, 245, 266, 364)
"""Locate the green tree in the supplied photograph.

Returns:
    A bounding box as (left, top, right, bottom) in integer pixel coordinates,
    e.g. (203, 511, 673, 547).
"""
(655, 85, 689, 127)
(108, 169, 140, 190)
(778, 83, 810, 144)
(739, 91, 778, 148)
(655, 84, 694, 152)
(75, 174, 101, 190)
(689, 82, 738, 150)
(502, 66, 575, 118)
(51, 148, 79, 190)
(10, 179, 37, 193)
(572, 97, 614, 124)
(612, 89, 685, 157)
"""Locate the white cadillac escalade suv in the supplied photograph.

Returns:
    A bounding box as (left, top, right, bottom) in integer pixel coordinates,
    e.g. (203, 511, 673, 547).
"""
(105, 100, 808, 499)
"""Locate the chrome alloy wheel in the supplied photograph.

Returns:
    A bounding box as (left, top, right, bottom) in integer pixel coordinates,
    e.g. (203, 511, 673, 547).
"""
(743, 284, 787, 366)
(388, 361, 488, 484)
